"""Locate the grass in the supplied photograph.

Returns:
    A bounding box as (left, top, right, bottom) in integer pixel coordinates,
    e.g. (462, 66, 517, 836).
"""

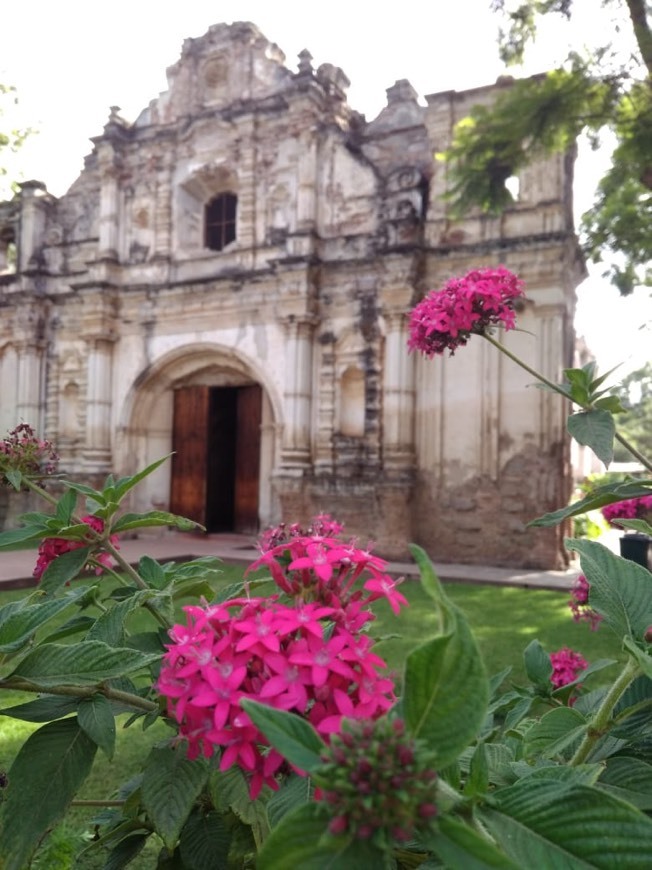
(0, 563, 623, 867)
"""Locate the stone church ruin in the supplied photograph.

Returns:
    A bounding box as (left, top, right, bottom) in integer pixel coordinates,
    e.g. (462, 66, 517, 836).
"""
(0, 22, 584, 566)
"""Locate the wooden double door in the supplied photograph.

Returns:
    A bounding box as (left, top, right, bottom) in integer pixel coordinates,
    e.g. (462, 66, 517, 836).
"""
(170, 384, 262, 533)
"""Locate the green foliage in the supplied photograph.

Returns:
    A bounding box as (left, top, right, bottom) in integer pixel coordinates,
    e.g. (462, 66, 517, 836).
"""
(613, 362, 652, 460)
(0, 400, 650, 869)
(445, 1, 652, 294)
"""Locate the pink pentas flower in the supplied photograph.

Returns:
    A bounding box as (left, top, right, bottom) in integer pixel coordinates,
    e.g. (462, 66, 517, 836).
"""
(602, 495, 652, 527)
(568, 574, 602, 631)
(33, 515, 120, 580)
(549, 647, 588, 689)
(157, 594, 396, 798)
(408, 266, 525, 357)
(248, 516, 407, 620)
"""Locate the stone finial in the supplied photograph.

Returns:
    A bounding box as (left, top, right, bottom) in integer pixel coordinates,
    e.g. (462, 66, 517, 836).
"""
(386, 79, 419, 105)
(316, 63, 351, 99)
(297, 49, 314, 76)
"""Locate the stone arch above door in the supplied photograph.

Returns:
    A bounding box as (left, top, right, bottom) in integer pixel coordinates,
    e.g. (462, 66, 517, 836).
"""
(118, 343, 282, 530)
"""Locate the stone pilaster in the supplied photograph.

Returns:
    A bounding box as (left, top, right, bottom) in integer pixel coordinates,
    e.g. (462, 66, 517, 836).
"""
(280, 315, 317, 467)
(81, 290, 119, 473)
(382, 310, 416, 471)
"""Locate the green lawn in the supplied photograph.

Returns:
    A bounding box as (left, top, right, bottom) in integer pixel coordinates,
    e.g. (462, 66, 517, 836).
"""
(0, 563, 622, 867)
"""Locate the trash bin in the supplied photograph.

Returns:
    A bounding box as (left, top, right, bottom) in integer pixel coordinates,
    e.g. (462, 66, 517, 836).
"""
(619, 533, 651, 569)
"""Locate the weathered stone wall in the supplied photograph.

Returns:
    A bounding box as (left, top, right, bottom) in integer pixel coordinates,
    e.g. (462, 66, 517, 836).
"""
(0, 21, 583, 566)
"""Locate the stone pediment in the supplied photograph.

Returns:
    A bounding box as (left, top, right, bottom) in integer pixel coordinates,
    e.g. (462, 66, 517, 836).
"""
(143, 22, 294, 125)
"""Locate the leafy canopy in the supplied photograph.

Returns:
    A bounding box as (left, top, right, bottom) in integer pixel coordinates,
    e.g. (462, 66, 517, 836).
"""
(444, 0, 652, 294)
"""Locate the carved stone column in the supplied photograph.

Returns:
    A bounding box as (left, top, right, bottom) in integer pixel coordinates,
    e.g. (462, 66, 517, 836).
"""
(382, 310, 416, 471)
(81, 291, 119, 473)
(281, 315, 317, 467)
(14, 300, 47, 430)
(97, 140, 121, 261)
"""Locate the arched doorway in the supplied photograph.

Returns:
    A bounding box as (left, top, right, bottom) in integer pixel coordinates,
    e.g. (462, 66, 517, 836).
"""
(120, 344, 281, 534)
(169, 383, 262, 533)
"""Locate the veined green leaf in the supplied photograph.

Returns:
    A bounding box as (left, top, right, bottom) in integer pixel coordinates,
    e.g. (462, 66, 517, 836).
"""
(0, 586, 89, 653)
(6, 640, 161, 687)
(567, 410, 615, 468)
(0, 525, 47, 550)
(112, 510, 200, 533)
(113, 455, 173, 502)
(256, 802, 387, 870)
(523, 707, 587, 758)
(240, 699, 325, 773)
(141, 745, 209, 850)
(523, 639, 553, 687)
(39, 546, 92, 594)
(482, 779, 652, 868)
(78, 693, 116, 759)
(530, 479, 652, 527)
(0, 718, 97, 870)
(565, 539, 652, 641)
(426, 815, 519, 869)
(179, 810, 232, 870)
(0, 693, 79, 723)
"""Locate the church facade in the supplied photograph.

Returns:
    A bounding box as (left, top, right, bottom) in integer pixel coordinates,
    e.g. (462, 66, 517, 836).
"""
(0, 22, 583, 566)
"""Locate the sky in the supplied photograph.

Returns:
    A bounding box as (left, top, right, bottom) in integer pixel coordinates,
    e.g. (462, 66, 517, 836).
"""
(1, 0, 650, 373)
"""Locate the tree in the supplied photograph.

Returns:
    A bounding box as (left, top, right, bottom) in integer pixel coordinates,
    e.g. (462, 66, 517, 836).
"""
(0, 83, 32, 197)
(613, 360, 652, 460)
(443, 1, 652, 295)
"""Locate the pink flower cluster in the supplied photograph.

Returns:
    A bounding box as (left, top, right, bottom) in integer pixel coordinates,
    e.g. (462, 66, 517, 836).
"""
(568, 574, 602, 631)
(549, 647, 588, 689)
(601, 495, 652, 527)
(0, 423, 59, 486)
(408, 266, 525, 357)
(33, 515, 119, 580)
(158, 518, 407, 798)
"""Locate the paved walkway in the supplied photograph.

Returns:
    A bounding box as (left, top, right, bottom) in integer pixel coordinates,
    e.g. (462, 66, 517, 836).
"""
(0, 530, 581, 593)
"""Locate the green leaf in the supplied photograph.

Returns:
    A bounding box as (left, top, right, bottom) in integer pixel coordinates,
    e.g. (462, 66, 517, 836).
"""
(617, 518, 652, 536)
(0, 586, 89, 653)
(403, 575, 488, 767)
(240, 699, 325, 772)
(593, 396, 627, 413)
(86, 591, 155, 646)
(5, 469, 23, 490)
(54, 487, 78, 524)
(598, 757, 652, 810)
(530, 479, 652, 528)
(409, 543, 448, 608)
(112, 455, 173, 502)
(103, 833, 149, 870)
(0, 693, 79, 723)
(482, 779, 652, 868)
(0, 718, 97, 870)
(141, 745, 209, 851)
(78, 693, 116, 759)
(267, 773, 313, 828)
(137, 555, 168, 589)
(39, 545, 92, 594)
(208, 766, 270, 843)
(179, 810, 232, 870)
(256, 802, 387, 870)
(57, 478, 106, 502)
(523, 707, 587, 758)
(41, 614, 95, 643)
(427, 815, 519, 869)
(6, 640, 161, 687)
(622, 637, 652, 679)
(0, 524, 47, 550)
(112, 510, 200, 533)
(170, 577, 215, 602)
(464, 742, 489, 797)
(567, 410, 615, 467)
(523, 639, 553, 687)
(565, 539, 652, 641)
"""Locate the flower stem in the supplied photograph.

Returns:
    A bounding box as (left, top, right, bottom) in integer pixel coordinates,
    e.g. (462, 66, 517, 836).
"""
(482, 333, 652, 472)
(0, 679, 159, 713)
(21, 476, 59, 507)
(570, 657, 641, 766)
(101, 540, 172, 630)
(70, 799, 125, 807)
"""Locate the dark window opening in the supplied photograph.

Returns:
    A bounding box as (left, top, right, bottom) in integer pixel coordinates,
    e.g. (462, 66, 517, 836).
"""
(204, 192, 237, 251)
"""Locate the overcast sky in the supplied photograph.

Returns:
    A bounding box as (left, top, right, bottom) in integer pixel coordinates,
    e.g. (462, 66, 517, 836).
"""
(2, 0, 650, 370)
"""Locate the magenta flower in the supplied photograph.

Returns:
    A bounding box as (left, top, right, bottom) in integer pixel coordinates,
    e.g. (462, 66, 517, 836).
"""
(157, 593, 397, 797)
(408, 266, 525, 357)
(549, 647, 588, 689)
(33, 514, 120, 580)
(601, 495, 652, 527)
(568, 575, 602, 631)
